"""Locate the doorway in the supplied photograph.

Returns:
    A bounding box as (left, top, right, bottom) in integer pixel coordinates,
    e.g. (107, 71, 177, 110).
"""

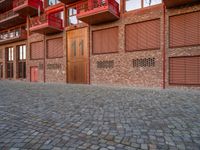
(67, 27, 89, 84)
(30, 66, 38, 82)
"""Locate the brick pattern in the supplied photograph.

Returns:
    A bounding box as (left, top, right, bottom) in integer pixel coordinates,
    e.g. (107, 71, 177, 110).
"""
(90, 5, 163, 88)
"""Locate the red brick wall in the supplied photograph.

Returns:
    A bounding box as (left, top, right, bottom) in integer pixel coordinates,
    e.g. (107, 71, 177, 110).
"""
(166, 3, 200, 89)
(90, 5, 164, 88)
(27, 32, 67, 83)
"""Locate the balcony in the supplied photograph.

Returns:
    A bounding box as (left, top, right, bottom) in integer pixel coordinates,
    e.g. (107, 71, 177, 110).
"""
(77, 0, 120, 25)
(0, 10, 26, 29)
(59, 0, 79, 5)
(0, 27, 27, 45)
(164, 0, 199, 8)
(30, 13, 63, 34)
(0, 0, 13, 13)
(13, 0, 44, 16)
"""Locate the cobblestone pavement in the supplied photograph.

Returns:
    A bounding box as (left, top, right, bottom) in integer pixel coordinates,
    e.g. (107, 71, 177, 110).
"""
(0, 81, 200, 150)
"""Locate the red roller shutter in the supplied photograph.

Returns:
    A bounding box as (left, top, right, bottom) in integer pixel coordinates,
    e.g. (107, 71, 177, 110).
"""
(92, 27, 118, 54)
(170, 11, 200, 48)
(30, 41, 44, 59)
(125, 19, 160, 51)
(47, 38, 63, 58)
(169, 56, 200, 85)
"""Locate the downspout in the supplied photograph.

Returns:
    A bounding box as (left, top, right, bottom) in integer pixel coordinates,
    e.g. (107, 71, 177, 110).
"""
(162, 2, 166, 89)
(43, 34, 46, 83)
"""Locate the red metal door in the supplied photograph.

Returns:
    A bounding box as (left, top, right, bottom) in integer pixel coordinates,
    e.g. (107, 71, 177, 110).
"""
(30, 66, 38, 82)
(0, 63, 3, 79)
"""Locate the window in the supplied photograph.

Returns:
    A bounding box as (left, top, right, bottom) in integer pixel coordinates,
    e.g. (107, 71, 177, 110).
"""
(126, 0, 162, 11)
(169, 56, 200, 85)
(18, 45, 26, 60)
(126, 0, 141, 11)
(93, 27, 118, 54)
(48, 0, 60, 6)
(6, 47, 14, 78)
(47, 38, 63, 58)
(68, 7, 81, 26)
(125, 19, 160, 51)
(30, 41, 44, 60)
(8, 47, 14, 61)
(17, 45, 26, 79)
(143, 0, 162, 7)
(0, 49, 2, 59)
(170, 11, 200, 48)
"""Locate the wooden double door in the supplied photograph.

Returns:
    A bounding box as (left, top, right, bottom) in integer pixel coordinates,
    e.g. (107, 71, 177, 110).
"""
(67, 27, 89, 84)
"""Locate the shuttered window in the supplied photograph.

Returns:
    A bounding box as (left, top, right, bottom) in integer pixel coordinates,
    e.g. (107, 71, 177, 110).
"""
(169, 56, 200, 85)
(47, 38, 63, 58)
(30, 41, 44, 60)
(92, 27, 118, 54)
(0, 49, 2, 59)
(125, 19, 160, 51)
(170, 11, 200, 48)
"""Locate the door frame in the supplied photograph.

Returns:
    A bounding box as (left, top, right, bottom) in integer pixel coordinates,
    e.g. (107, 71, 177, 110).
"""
(66, 27, 90, 84)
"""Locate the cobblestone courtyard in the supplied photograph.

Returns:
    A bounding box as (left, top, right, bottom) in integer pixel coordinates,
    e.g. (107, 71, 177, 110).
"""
(0, 81, 200, 150)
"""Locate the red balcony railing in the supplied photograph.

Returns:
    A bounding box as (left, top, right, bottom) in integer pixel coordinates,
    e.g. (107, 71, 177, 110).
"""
(0, 0, 13, 13)
(0, 9, 16, 21)
(76, 0, 119, 25)
(0, 27, 27, 45)
(0, 9, 26, 28)
(13, 0, 44, 16)
(30, 13, 63, 34)
(59, 0, 79, 5)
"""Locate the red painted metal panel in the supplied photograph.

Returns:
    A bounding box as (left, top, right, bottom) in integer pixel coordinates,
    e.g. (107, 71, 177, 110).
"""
(126, 19, 160, 51)
(30, 12, 63, 34)
(76, 0, 119, 25)
(170, 11, 200, 48)
(169, 56, 200, 85)
(30, 41, 44, 59)
(47, 38, 63, 58)
(92, 27, 118, 54)
(30, 66, 38, 82)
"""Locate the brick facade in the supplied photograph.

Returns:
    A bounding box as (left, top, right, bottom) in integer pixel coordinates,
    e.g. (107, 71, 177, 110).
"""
(0, 0, 200, 89)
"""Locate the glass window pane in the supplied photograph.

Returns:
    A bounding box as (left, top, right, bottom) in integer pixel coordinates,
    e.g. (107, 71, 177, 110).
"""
(23, 45, 26, 60)
(143, 0, 162, 7)
(69, 16, 78, 25)
(126, 0, 141, 11)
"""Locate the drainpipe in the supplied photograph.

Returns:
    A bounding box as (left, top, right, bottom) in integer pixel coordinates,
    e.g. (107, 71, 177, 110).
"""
(162, 2, 166, 89)
(43, 34, 46, 83)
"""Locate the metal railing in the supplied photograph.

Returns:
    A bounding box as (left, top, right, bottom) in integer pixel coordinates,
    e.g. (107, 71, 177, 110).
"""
(13, 0, 43, 10)
(77, 0, 119, 16)
(0, 10, 16, 22)
(0, 27, 27, 42)
(30, 13, 63, 30)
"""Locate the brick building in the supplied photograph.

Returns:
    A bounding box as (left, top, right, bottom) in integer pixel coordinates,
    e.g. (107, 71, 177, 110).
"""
(0, 0, 200, 89)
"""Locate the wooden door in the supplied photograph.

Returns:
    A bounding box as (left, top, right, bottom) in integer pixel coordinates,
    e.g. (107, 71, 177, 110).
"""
(30, 66, 38, 82)
(0, 63, 3, 79)
(67, 27, 89, 84)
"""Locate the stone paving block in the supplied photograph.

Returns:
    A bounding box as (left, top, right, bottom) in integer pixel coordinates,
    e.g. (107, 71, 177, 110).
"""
(0, 81, 200, 150)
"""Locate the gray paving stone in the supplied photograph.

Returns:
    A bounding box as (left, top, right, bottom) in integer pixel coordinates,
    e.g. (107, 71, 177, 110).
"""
(0, 81, 200, 149)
